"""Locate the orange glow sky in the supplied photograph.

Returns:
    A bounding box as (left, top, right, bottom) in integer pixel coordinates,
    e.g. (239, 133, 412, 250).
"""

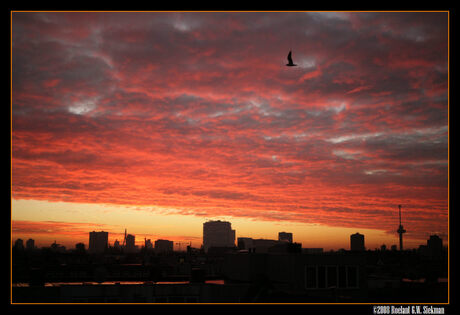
(11, 12, 448, 251)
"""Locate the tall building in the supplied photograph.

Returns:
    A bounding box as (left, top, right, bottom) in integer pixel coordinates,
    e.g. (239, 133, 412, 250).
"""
(155, 239, 174, 253)
(350, 232, 365, 251)
(14, 239, 24, 250)
(145, 238, 153, 250)
(88, 231, 108, 254)
(26, 238, 35, 250)
(427, 234, 443, 257)
(125, 234, 136, 253)
(278, 232, 293, 243)
(203, 220, 236, 252)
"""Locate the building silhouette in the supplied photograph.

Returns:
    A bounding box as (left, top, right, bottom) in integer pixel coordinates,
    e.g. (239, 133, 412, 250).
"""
(144, 238, 153, 250)
(253, 239, 279, 253)
(302, 248, 323, 254)
(25, 239, 35, 251)
(222, 252, 366, 295)
(278, 232, 293, 243)
(238, 237, 302, 253)
(125, 234, 136, 253)
(114, 239, 121, 250)
(237, 237, 254, 250)
(427, 234, 443, 257)
(50, 241, 66, 253)
(154, 239, 174, 253)
(203, 220, 235, 252)
(268, 241, 302, 253)
(350, 233, 365, 251)
(88, 231, 108, 254)
(14, 239, 24, 250)
(75, 242, 85, 253)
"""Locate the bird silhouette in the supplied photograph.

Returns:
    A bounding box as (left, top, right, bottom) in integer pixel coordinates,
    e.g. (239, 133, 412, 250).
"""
(286, 50, 297, 67)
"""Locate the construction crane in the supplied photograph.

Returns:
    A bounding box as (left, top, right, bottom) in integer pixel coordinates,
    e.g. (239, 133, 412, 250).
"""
(122, 229, 127, 248)
(397, 205, 406, 251)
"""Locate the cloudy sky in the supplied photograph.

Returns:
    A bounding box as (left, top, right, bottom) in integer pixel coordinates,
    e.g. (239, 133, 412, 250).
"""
(11, 11, 449, 250)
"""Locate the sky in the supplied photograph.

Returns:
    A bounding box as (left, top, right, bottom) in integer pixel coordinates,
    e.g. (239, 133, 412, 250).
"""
(11, 11, 449, 250)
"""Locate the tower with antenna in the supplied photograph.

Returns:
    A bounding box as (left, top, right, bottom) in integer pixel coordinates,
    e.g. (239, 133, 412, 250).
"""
(397, 205, 406, 251)
(122, 229, 127, 248)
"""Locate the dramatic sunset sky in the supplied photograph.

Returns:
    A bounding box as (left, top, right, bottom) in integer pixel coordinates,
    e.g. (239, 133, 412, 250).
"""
(11, 11, 449, 251)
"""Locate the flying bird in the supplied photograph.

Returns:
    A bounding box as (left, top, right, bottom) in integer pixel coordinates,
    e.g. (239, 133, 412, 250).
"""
(286, 50, 297, 67)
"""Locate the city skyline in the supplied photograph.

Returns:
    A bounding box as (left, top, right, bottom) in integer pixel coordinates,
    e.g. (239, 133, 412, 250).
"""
(12, 221, 447, 253)
(10, 209, 445, 251)
(11, 12, 449, 252)
(12, 227, 448, 304)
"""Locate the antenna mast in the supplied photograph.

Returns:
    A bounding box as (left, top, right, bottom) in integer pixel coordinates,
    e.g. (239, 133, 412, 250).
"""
(397, 205, 406, 251)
